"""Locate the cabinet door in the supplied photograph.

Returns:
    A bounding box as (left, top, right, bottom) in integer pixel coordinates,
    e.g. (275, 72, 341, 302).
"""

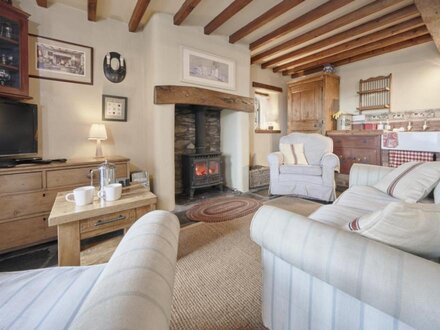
(0, 3, 30, 100)
(288, 81, 322, 133)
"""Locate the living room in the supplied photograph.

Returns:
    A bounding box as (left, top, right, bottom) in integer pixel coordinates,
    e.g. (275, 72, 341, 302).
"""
(0, 0, 439, 329)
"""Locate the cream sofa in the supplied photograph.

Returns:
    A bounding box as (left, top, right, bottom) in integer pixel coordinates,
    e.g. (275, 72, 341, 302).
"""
(251, 163, 440, 330)
(268, 133, 340, 202)
(0, 210, 180, 330)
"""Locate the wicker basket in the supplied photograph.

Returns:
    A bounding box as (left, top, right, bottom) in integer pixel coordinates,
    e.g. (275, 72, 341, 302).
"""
(249, 165, 270, 189)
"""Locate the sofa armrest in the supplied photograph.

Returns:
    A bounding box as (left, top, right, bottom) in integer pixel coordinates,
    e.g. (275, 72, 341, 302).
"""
(251, 205, 440, 330)
(349, 163, 393, 187)
(70, 210, 180, 330)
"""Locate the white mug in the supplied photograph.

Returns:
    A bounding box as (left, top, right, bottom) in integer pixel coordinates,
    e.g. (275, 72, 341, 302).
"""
(98, 183, 122, 201)
(65, 186, 95, 206)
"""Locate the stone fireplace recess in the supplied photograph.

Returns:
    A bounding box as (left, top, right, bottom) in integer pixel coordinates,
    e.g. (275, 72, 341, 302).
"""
(175, 105, 223, 197)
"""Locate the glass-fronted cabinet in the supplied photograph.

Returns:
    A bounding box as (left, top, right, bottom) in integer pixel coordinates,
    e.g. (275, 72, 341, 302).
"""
(0, 2, 30, 100)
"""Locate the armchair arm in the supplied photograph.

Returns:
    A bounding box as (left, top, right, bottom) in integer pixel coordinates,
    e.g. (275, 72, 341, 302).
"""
(251, 205, 440, 330)
(70, 211, 180, 330)
(349, 163, 393, 187)
(321, 153, 340, 186)
(267, 151, 283, 168)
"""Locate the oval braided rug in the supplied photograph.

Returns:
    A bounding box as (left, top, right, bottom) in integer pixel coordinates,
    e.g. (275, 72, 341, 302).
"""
(186, 196, 263, 223)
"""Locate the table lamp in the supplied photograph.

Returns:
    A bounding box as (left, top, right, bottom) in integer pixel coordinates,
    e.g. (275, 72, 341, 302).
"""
(88, 123, 107, 158)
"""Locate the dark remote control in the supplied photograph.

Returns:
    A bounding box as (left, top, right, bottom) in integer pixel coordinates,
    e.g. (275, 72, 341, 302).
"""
(51, 158, 67, 162)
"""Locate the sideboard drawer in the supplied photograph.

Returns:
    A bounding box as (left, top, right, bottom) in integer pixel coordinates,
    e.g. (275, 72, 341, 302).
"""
(80, 209, 136, 239)
(46, 164, 129, 189)
(0, 214, 56, 252)
(332, 135, 380, 149)
(0, 190, 58, 220)
(0, 172, 43, 194)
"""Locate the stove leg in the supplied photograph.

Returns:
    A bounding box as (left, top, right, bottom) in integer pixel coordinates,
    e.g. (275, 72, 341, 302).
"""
(218, 184, 224, 192)
(189, 189, 195, 199)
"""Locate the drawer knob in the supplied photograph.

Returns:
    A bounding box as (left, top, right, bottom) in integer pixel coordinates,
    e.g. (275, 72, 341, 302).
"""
(95, 214, 127, 226)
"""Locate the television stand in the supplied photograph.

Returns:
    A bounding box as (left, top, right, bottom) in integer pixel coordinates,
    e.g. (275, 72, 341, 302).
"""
(0, 160, 17, 168)
(0, 157, 44, 168)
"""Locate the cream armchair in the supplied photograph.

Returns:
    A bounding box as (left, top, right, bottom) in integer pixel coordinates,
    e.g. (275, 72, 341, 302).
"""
(268, 133, 339, 202)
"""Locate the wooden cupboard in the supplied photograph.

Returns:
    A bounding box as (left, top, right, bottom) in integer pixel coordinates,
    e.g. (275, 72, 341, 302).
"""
(0, 156, 130, 253)
(287, 73, 339, 134)
(0, 2, 30, 100)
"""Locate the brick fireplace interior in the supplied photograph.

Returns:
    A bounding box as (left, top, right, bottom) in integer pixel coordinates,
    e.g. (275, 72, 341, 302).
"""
(174, 104, 223, 197)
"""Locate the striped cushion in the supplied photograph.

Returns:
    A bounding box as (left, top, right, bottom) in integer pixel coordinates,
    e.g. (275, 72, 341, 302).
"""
(344, 202, 440, 258)
(0, 265, 104, 329)
(374, 161, 440, 202)
(280, 143, 308, 165)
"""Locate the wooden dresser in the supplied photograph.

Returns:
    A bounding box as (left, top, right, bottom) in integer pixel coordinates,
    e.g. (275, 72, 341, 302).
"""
(0, 156, 130, 253)
(287, 73, 339, 134)
(327, 131, 382, 186)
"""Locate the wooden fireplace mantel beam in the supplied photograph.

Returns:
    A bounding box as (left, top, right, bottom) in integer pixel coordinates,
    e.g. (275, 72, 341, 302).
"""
(154, 85, 254, 113)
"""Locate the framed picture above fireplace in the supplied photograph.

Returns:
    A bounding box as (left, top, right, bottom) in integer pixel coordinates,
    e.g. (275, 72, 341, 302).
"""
(181, 47, 235, 91)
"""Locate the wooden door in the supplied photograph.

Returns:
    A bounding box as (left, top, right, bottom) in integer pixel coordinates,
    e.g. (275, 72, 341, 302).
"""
(288, 80, 323, 133)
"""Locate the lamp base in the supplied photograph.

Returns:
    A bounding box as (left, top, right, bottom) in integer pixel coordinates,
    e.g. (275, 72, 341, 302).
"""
(95, 140, 103, 158)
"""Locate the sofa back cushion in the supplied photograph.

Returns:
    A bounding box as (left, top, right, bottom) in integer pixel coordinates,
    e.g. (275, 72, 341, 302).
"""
(344, 202, 440, 258)
(279, 133, 332, 165)
(374, 161, 440, 203)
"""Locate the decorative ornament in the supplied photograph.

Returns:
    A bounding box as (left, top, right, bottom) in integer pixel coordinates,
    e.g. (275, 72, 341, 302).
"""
(323, 63, 335, 73)
(103, 52, 126, 83)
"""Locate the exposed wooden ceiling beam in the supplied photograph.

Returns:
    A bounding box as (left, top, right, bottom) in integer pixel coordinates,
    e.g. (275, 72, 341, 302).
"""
(251, 0, 406, 64)
(414, 0, 440, 52)
(279, 17, 424, 74)
(174, 0, 202, 25)
(288, 26, 429, 75)
(250, 0, 354, 51)
(268, 5, 419, 70)
(36, 0, 47, 7)
(204, 0, 253, 35)
(88, 0, 97, 22)
(291, 34, 432, 78)
(128, 0, 151, 32)
(291, 34, 433, 78)
(229, 0, 304, 44)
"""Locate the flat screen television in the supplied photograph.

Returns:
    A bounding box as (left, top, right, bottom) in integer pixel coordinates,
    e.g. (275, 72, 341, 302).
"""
(0, 101, 38, 158)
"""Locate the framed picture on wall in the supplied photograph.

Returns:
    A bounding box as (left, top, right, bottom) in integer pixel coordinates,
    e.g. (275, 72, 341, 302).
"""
(102, 94, 127, 122)
(28, 34, 93, 85)
(181, 47, 236, 91)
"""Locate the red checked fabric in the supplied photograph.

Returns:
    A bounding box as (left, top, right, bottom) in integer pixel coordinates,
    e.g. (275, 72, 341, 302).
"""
(389, 150, 434, 168)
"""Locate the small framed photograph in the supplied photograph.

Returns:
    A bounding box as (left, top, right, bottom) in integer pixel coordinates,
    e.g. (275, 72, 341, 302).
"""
(102, 95, 127, 122)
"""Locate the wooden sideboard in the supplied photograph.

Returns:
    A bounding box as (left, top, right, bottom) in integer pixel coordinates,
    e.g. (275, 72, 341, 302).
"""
(327, 131, 382, 186)
(0, 156, 130, 253)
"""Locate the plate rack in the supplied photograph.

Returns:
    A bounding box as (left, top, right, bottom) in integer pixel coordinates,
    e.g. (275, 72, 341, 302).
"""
(357, 74, 391, 111)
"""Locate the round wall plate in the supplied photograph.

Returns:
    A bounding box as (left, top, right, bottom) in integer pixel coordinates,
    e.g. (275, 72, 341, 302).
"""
(103, 52, 126, 83)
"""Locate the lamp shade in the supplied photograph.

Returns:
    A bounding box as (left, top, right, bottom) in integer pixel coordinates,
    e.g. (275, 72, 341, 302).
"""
(88, 124, 107, 141)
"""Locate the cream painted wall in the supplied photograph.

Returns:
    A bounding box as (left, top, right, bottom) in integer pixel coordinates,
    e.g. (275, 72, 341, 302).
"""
(142, 13, 252, 210)
(337, 42, 440, 114)
(18, 2, 149, 170)
(250, 65, 289, 166)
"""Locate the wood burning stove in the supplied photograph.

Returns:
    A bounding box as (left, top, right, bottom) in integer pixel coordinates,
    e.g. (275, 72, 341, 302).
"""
(182, 152, 223, 198)
(181, 109, 223, 198)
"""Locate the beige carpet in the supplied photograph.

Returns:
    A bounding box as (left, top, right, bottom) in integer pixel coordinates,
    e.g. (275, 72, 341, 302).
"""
(170, 196, 320, 329)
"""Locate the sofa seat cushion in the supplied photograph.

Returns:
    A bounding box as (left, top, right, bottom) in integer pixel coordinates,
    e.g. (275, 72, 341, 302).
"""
(335, 185, 399, 212)
(279, 164, 322, 176)
(0, 265, 104, 329)
(309, 204, 369, 227)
